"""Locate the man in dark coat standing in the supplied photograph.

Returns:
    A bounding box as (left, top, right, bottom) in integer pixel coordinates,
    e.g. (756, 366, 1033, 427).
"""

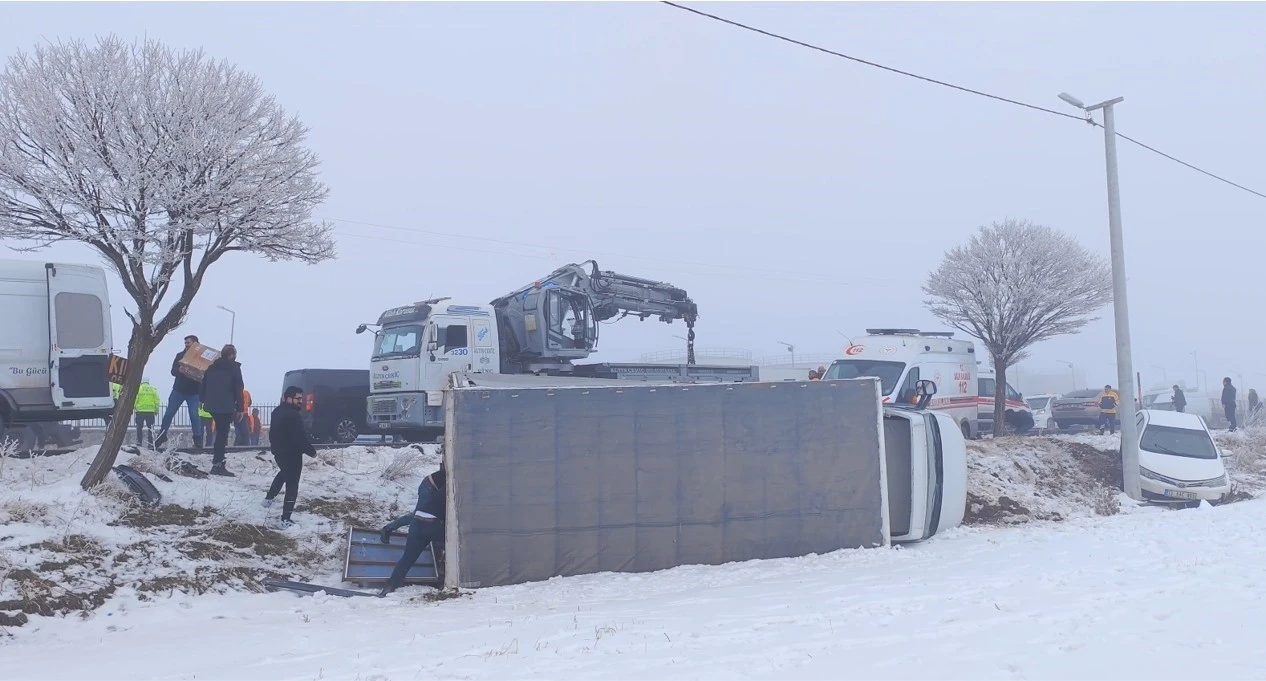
(264, 386, 318, 527)
(199, 344, 244, 476)
(378, 465, 446, 596)
(1172, 385, 1187, 413)
(1222, 377, 1238, 432)
(155, 335, 205, 449)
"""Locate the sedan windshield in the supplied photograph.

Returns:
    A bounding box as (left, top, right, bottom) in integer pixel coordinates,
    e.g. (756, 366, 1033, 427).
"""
(374, 324, 422, 359)
(824, 360, 906, 395)
(1140, 424, 1218, 460)
(1026, 397, 1051, 410)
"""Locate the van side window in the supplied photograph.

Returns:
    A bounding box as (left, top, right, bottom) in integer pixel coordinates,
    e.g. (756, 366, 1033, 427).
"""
(54, 292, 104, 349)
(440, 324, 468, 351)
(898, 367, 921, 403)
(979, 378, 995, 396)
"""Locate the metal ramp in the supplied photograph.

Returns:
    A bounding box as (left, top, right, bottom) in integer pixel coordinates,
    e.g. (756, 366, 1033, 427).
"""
(343, 526, 441, 588)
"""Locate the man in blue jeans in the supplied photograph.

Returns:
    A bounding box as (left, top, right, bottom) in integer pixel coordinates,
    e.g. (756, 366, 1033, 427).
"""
(155, 334, 205, 448)
(378, 465, 446, 596)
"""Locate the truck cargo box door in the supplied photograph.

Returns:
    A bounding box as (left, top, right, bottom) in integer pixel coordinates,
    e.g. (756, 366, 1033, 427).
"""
(45, 263, 111, 409)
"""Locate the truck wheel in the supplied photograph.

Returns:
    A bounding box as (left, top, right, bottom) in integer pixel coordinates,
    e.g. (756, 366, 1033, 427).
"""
(1, 424, 38, 453)
(334, 418, 359, 444)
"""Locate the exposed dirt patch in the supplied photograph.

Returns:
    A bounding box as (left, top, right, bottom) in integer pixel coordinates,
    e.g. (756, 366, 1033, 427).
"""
(0, 568, 117, 619)
(965, 493, 1038, 525)
(135, 566, 288, 600)
(421, 587, 468, 603)
(202, 522, 296, 558)
(305, 496, 383, 529)
(1060, 441, 1124, 491)
(114, 503, 214, 529)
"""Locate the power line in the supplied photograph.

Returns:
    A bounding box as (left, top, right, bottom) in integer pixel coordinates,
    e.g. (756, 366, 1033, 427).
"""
(325, 216, 900, 286)
(661, 1, 1266, 202)
(333, 226, 894, 287)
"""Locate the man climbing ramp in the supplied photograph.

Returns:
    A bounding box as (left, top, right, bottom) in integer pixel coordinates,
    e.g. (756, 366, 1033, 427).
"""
(378, 463, 446, 596)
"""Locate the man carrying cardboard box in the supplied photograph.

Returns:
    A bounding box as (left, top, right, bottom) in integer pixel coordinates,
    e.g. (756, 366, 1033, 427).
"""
(155, 335, 207, 449)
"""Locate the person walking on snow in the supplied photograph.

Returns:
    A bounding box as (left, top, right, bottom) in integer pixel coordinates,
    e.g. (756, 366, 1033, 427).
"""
(1096, 384, 1120, 435)
(263, 386, 318, 527)
(156, 335, 205, 449)
(378, 465, 446, 596)
(199, 344, 245, 476)
(1223, 377, 1238, 432)
(133, 378, 160, 447)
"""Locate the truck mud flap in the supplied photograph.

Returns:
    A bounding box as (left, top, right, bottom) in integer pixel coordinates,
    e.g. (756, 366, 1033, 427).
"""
(263, 579, 379, 598)
(111, 464, 162, 506)
(344, 526, 440, 587)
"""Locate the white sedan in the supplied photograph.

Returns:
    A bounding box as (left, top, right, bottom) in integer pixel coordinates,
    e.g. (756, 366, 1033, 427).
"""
(1134, 409, 1231, 504)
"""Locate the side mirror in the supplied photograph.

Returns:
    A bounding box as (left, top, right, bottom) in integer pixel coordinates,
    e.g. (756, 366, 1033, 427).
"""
(914, 380, 937, 409)
(355, 323, 368, 335)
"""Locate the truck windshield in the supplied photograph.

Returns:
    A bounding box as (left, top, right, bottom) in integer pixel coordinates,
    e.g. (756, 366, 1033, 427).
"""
(824, 360, 906, 394)
(1140, 424, 1218, 460)
(374, 324, 422, 358)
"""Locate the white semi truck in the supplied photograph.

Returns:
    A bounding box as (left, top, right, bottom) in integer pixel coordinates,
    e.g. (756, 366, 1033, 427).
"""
(0, 259, 116, 449)
(359, 260, 760, 442)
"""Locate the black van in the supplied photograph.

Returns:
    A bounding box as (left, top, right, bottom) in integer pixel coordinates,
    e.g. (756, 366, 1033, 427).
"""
(280, 369, 370, 444)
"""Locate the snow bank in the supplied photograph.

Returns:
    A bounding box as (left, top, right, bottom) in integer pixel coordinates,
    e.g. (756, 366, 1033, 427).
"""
(965, 434, 1123, 526)
(965, 428, 1266, 527)
(0, 442, 439, 628)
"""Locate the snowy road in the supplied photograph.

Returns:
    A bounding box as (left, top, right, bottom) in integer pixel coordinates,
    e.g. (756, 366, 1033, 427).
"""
(5, 498, 1265, 680)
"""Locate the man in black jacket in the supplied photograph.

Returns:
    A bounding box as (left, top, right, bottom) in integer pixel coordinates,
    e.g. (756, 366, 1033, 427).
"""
(264, 386, 318, 527)
(1223, 377, 1238, 432)
(378, 465, 446, 596)
(155, 335, 205, 449)
(199, 344, 245, 476)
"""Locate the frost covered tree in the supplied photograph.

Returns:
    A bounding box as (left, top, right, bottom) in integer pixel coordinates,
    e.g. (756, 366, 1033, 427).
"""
(923, 219, 1112, 435)
(0, 37, 335, 488)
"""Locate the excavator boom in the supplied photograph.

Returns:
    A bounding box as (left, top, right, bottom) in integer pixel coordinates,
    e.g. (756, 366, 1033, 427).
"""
(490, 260, 699, 372)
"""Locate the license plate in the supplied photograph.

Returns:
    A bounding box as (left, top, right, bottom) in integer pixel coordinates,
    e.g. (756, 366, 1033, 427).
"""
(1163, 489, 1199, 500)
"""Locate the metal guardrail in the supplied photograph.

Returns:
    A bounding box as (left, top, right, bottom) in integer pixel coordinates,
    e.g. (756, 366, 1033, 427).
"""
(638, 347, 754, 363)
(71, 402, 282, 429)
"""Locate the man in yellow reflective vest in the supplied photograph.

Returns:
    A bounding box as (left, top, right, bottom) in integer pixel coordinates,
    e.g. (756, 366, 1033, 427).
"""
(134, 378, 160, 448)
(198, 403, 214, 446)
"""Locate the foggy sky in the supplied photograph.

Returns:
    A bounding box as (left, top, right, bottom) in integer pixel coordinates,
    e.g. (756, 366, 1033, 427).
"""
(3, 1, 1264, 402)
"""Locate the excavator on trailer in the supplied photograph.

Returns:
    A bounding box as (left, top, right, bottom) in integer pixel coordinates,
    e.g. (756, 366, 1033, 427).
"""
(358, 260, 759, 442)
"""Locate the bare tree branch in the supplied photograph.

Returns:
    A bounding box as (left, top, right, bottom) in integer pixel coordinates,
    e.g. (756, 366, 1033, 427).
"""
(0, 35, 336, 488)
(923, 218, 1112, 434)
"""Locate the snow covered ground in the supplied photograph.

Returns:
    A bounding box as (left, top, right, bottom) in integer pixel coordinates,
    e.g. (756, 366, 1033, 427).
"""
(4, 494, 1265, 679)
(4, 431, 1266, 679)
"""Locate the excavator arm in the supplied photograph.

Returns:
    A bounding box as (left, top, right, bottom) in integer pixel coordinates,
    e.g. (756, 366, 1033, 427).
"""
(490, 260, 699, 372)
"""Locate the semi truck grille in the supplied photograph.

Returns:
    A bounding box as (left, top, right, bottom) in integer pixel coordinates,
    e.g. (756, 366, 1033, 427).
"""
(371, 398, 397, 415)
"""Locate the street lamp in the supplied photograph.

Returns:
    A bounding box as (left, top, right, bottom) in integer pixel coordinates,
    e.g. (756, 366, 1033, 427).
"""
(1057, 360, 1076, 393)
(1059, 90, 1140, 500)
(778, 341, 795, 367)
(217, 305, 236, 344)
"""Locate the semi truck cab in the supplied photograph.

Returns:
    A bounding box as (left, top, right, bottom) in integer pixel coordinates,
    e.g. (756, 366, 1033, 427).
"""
(363, 299, 500, 443)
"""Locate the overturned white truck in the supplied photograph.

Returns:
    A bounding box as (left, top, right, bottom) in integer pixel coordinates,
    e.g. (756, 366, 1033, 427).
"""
(437, 371, 966, 589)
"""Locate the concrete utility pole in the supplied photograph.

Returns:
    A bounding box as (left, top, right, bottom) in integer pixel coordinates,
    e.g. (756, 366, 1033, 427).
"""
(1059, 91, 1141, 501)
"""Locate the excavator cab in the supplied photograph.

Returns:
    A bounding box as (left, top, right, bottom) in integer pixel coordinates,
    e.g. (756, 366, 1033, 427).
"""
(544, 288, 596, 352)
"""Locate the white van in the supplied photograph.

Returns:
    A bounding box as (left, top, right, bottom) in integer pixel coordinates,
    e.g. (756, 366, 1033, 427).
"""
(824, 329, 979, 439)
(1134, 409, 1231, 505)
(0, 259, 115, 449)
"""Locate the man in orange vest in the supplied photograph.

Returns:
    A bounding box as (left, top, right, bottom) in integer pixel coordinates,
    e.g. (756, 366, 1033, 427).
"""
(235, 387, 253, 446)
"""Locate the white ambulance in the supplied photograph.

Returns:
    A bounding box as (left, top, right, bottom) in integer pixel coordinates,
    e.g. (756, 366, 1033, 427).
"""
(823, 329, 980, 439)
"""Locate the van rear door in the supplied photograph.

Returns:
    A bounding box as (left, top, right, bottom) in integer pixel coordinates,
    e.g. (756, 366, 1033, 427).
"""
(45, 263, 111, 409)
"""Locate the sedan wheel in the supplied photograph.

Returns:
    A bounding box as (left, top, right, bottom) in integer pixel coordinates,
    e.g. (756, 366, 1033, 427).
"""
(334, 418, 358, 444)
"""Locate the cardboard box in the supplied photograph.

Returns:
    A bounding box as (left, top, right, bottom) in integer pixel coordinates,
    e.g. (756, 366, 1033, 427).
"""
(178, 342, 220, 381)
